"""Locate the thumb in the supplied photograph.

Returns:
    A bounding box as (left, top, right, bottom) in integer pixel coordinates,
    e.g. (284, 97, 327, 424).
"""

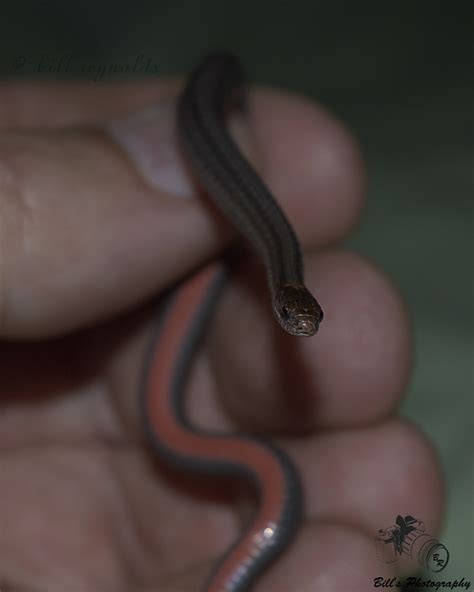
(0, 97, 238, 339)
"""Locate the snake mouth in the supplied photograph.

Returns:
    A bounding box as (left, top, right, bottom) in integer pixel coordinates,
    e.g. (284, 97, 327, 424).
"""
(279, 313, 321, 337)
(294, 315, 320, 337)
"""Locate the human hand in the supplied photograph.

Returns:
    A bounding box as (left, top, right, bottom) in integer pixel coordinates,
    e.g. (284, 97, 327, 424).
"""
(0, 78, 443, 591)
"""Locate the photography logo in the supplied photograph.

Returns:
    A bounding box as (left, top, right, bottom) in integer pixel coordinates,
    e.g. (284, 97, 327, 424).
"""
(375, 514, 449, 573)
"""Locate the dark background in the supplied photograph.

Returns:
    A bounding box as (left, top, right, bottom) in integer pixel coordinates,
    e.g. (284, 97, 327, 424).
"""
(2, 0, 472, 583)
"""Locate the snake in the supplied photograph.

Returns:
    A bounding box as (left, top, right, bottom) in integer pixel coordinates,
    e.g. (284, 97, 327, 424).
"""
(142, 51, 323, 592)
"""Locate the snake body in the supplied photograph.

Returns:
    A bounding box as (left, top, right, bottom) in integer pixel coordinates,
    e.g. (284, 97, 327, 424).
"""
(142, 52, 323, 591)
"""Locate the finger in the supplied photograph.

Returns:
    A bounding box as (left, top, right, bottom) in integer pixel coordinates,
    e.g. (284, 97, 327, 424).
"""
(259, 523, 396, 592)
(290, 419, 444, 535)
(199, 250, 411, 431)
(0, 88, 365, 338)
(0, 80, 364, 245)
(161, 523, 397, 592)
(258, 419, 443, 590)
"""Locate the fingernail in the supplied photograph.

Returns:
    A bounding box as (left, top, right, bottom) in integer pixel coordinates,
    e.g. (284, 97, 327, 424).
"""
(106, 97, 257, 198)
(106, 99, 194, 198)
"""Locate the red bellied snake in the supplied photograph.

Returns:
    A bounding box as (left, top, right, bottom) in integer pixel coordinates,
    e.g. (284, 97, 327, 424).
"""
(142, 52, 323, 592)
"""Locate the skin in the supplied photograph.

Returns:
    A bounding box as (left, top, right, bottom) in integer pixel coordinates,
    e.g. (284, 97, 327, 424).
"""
(0, 79, 444, 592)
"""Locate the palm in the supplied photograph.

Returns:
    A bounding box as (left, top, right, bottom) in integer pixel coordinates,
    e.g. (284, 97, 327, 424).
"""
(0, 315, 219, 590)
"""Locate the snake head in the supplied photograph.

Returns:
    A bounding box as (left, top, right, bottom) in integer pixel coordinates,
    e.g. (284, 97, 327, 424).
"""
(274, 284, 323, 337)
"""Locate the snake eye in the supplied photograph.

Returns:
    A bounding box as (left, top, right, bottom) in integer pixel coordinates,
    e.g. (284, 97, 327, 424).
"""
(281, 306, 290, 320)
